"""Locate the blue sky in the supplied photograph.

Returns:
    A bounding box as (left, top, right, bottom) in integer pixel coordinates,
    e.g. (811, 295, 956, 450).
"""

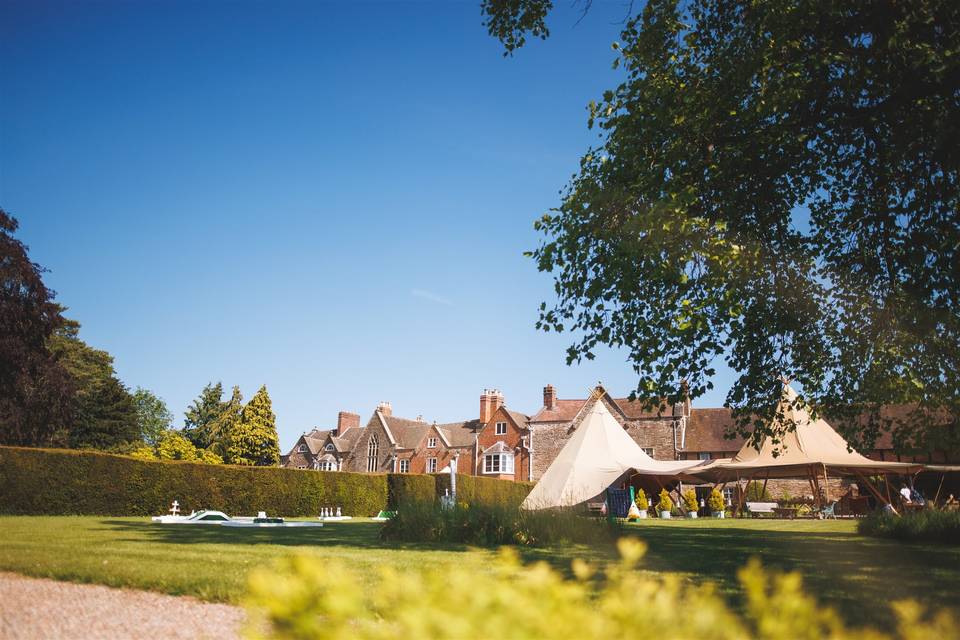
(2, 0, 734, 448)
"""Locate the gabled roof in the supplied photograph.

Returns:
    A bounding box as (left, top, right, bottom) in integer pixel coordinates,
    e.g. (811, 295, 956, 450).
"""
(530, 389, 673, 423)
(482, 441, 513, 455)
(436, 419, 481, 447)
(331, 427, 363, 452)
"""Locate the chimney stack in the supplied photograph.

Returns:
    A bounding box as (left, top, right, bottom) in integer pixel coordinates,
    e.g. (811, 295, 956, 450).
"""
(543, 384, 557, 411)
(336, 411, 360, 435)
(377, 401, 393, 417)
(480, 389, 504, 424)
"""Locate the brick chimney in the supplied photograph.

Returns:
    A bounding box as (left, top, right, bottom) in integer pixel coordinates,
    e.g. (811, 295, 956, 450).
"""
(336, 411, 360, 435)
(377, 401, 392, 417)
(480, 389, 504, 424)
(543, 384, 557, 411)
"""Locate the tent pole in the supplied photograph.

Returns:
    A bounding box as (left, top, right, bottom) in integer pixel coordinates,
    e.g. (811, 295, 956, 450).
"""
(934, 473, 945, 506)
(822, 463, 830, 504)
(811, 466, 823, 510)
(883, 474, 894, 507)
(806, 467, 818, 508)
(761, 469, 770, 499)
(854, 470, 898, 516)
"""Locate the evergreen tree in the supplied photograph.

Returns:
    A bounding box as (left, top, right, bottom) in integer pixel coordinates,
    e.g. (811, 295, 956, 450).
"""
(48, 320, 138, 449)
(228, 385, 280, 466)
(209, 385, 243, 460)
(183, 382, 225, 448)
(133, 387, 172, 446)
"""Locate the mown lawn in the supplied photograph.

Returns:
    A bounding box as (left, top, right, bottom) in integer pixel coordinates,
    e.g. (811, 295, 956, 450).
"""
(0, 516, 957, 628)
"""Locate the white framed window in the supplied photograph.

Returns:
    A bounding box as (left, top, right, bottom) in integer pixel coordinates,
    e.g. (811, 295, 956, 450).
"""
(325, 444, 334, 451)
(495, 422, 507, 435)
(399, 459, 410, 473)
(427, 458, 438, 473)
(698, 452, 712, 460)
(317, 460, 334, 471)
(367, 434, 379, 472)
(427, 437, 438, 448)
(297, 444, 307, 453)
(483, 453, 515, 475)
(641, 447, 654, 457)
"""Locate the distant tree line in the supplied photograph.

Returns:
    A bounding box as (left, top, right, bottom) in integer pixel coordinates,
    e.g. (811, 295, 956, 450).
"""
(0, 208, 280, 466)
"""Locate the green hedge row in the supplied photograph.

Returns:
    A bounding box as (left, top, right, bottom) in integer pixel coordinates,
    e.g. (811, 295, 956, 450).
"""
(0, 447, 532, 516)
(435, 474, 534, 509)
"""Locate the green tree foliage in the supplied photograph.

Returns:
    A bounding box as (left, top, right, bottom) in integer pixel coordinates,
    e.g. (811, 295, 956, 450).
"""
(485, 0, 960, 454)
(133, 387, 172, 446)
(210, 385, 243, 460)
(48, 321, 137, 449)
(183, 382, 226, 449)
(745, 481, 773, 502)
(683, 488, 699, 513)
(0, 209, 73, 446)
(228, 385, 280, 466)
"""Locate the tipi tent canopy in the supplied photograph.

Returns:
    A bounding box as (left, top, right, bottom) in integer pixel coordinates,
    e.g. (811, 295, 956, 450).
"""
(521, 398, 704, 510)
(699, 384, 923, 481)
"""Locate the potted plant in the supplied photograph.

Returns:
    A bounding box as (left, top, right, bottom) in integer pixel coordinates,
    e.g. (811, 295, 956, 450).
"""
(708, 488, 726, 518)
(635, 489, 649, 519)
(658, 489, 673, 519)
(683, 489, 699, 518)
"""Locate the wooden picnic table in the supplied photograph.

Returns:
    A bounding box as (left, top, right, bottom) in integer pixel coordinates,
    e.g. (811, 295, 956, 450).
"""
(773, 507, 798, 519)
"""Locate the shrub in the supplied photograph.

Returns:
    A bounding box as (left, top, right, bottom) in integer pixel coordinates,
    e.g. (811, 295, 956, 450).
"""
(745, 481, 773, 502)
(682, 489, 699, 513)
(246, 538, 958, 640)
(635, 488, 648, 510)
(859, 510, 960, 545)
(380, 501, 614, 547)
(708, 488, 725, 512)
(657, 489, 673, 513)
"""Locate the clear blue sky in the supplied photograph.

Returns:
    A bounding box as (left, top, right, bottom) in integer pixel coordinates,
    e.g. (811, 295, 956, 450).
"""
(1, 0, 734, 449)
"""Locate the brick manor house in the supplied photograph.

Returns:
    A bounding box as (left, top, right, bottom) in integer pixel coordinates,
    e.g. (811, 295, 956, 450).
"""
(282, 384, 957, 482)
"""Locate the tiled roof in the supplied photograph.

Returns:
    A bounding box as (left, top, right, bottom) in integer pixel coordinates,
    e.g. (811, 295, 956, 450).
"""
(381, 415, 433, 449)
(684, 408, 746, 452)
(530, 396, 672, 422)
(332, 427, 363, 451)
(505, 410, 531, 429)
(437, 419, 482, 447)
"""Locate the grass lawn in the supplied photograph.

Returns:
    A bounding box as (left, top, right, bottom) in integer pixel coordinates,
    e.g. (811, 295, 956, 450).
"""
(0, 516, 957, 628)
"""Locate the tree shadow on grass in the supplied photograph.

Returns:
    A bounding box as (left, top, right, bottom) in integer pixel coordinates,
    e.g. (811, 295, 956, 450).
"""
(622, 524, 960, 628)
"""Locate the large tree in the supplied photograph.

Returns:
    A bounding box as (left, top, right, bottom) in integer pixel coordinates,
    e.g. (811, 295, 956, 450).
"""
(228, 385, 280, 466)
(48, 320, 138, 449)
(0, 209, 73, 446)
(209, 385, 243, 460)
(484, 0, 960, 452)
(133, 387, 173, 446)
(183, 381, 226, 449)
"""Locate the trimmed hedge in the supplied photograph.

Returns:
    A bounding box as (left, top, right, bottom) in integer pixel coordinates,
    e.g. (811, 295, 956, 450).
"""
(0, 446, 387, 517)
(434, 474, 534, 509)
(0, 447, 533, 517)
(386, 473, 435, 509)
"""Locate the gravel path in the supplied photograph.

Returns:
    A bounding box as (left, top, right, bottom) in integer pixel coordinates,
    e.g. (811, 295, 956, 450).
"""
(0, 572, 245, 639)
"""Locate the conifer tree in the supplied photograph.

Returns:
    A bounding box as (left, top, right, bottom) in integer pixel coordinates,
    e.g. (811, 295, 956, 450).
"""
(228, 385, 280, 466)
(183, 382, 226, 448)
(209, 385, 243, 460)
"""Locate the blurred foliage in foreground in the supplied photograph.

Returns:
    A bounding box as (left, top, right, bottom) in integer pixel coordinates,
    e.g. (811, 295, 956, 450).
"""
(246, 538, 958, 640)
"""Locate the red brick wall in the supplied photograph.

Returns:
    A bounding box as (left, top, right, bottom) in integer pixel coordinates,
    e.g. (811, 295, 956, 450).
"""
(476, 406, 529, 481)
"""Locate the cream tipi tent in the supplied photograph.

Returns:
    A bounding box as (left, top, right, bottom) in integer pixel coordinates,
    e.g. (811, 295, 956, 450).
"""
(521, 398, 704, 510)
(708, 384, 923, 479)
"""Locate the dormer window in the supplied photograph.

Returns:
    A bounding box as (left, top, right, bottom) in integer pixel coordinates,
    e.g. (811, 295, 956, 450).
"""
(325, 444, 335, 451)
(495, 422, 507, 435)
(297, 444, 307, 453)
(427, 437, 438, 448)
